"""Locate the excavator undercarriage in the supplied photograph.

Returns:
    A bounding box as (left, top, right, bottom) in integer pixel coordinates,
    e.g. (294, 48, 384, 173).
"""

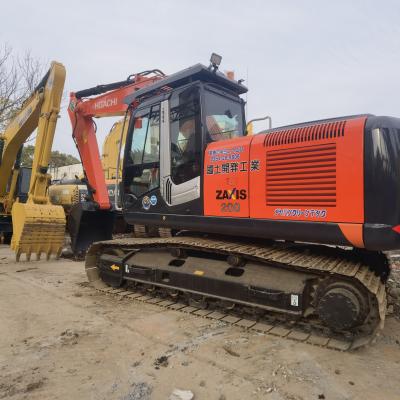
(86, 234, 387, 350)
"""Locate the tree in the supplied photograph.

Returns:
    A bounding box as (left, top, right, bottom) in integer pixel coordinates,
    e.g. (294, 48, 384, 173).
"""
(21, 145, 80, 168)
(48, 150, 80, 167)
(0, 45, 77, 169)
(0, 44, 43, 131)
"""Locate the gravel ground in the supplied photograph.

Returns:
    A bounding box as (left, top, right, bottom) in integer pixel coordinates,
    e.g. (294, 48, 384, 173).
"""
(0, 245, 400, 400)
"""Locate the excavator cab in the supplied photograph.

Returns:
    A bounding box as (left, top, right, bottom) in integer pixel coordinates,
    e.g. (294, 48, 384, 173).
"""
(120, 65, 247, 228)
(0, 166, 31, 244)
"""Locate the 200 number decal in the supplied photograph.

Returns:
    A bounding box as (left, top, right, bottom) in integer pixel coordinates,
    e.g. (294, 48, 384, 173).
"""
(221, 202, 241, 213)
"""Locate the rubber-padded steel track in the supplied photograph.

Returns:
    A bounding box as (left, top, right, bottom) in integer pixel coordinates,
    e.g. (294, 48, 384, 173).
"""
(85, 236, 387, 351)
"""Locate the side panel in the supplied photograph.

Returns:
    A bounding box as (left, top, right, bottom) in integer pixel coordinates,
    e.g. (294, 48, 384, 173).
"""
(204, 136, 252, 217)
(250, 117, 366, 224)
(363, 116, 400, 250)
(364, 116, 400, 225)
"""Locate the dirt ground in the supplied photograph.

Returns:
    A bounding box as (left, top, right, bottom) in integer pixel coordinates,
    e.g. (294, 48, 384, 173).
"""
(0, 245, 399, 400)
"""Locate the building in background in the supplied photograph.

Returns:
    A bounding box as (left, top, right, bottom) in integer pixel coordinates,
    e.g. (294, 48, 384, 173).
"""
(49, 163, 83, 182)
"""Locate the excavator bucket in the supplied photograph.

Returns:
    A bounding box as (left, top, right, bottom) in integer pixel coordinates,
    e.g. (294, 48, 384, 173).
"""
(11, 202, 66, 261)
(67, 202, 115, 259)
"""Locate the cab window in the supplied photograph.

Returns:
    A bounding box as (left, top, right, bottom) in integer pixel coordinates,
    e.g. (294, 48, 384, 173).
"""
(170, 87, 201, 185)
(125, 105, 160, 197)
(203, 89, 243, 143)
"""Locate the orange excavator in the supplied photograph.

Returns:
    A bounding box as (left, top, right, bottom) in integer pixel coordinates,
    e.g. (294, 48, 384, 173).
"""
(68, 54, 397, 348)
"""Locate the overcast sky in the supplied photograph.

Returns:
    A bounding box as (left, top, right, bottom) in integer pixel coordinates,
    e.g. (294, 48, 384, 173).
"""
(2, 0, 400, 157)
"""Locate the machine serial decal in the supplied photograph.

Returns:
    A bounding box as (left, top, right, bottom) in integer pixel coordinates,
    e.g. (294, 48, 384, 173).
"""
(290, 294, 299, 307)
(216, 188, 247, 200)
(206, 159, 260, 175)
(17, 106, 33, 128)
(274, 208, 327, 218)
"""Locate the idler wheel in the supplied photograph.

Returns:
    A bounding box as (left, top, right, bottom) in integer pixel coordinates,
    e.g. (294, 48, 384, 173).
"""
(317, 282, 368, 331)
(100, 247, 125, 288)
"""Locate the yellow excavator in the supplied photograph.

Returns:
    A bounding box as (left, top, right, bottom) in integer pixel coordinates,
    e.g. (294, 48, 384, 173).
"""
(0, 61, 66, 260)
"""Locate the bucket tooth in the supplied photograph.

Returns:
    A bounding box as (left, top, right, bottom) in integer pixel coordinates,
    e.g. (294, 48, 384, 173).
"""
(36, 252, 41, 261)
(11, 202, 66, 262)
(16, 250, 21, 262)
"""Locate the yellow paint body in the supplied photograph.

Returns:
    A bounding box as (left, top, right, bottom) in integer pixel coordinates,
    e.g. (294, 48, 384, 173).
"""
(49, 184, 87, 213)
(101, 117, 129, 179)
(11, 202, 65, 261)
(0, 61, 67, 260)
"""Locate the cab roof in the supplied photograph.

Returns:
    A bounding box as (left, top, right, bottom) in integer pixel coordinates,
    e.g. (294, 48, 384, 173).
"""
(124, 63, 248, 105)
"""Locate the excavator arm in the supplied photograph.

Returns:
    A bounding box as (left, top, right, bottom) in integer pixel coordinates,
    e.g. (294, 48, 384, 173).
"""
(0, 84, 43, 203)
(67, 70, 165, 256)
(28, 63, 66, 204)
(0, 61, 66, 260)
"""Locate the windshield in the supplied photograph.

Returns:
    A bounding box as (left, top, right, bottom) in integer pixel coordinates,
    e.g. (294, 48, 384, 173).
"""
(203, 89, 244, 142)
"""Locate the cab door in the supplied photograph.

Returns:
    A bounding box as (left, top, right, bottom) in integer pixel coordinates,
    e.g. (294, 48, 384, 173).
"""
(122, 104, 161, 210)
(159, 86, 202, 208)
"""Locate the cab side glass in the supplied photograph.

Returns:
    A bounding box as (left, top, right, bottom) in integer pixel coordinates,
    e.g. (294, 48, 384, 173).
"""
(170, 87, 201, 185)
(203, 89, 244, 143)
(124, 105, 160, 199)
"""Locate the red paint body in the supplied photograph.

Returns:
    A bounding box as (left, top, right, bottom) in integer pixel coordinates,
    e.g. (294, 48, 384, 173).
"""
(204, 117, 366, 244)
